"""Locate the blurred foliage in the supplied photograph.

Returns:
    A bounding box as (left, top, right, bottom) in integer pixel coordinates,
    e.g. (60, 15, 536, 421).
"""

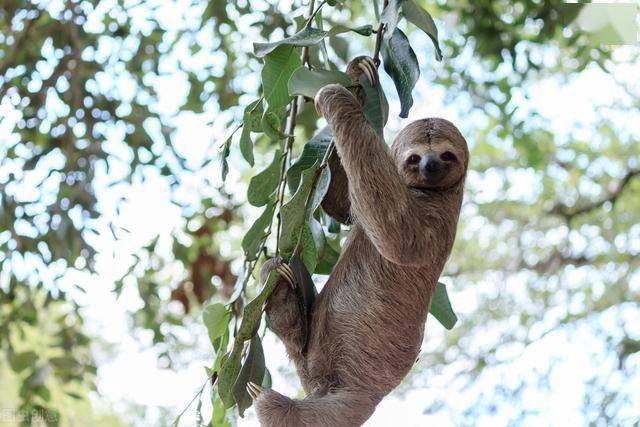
(0, 0, 638, 425)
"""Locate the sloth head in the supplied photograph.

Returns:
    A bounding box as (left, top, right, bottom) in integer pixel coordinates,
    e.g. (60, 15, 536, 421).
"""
(392, 118, 469, 191)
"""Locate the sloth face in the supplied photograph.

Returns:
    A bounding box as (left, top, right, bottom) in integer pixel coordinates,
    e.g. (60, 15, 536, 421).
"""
(392, 118, 469, 190)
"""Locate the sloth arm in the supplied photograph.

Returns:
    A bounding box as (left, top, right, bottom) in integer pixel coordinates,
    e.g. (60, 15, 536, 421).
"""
(316, 85, 438, 267)
(321, 149, 352, 225)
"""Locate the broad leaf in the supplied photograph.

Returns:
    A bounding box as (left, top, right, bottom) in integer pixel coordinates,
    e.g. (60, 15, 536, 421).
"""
(300, 223, 318, 273)
(261, 110, 288, 141)
(240, 111, 254, 166)
(287, 126, 332, 193)
(429, 282, 458, 329)
(288, 68, 351, 98)
(9, 351, 38, 373)
(247, 149, 283, 207)
(203, 303, 231, 345)
(245, 99, 264, 132)
(359, 74, 389, 135)
(315, 238, 340, 275)
(328, 24, 375, 37)
(381, 28, 420, 118)
(401, 0, 443, 61)
(279, 162, 320, 255)
(381, 0, 406, 37)
(262, 45, 302, 109)
(233, 336, 266, 417)
(254, 27, 328, 57)
(242, 201, 276, 260)
(217, 343, 242, 408)
(289, 254, 317, 352)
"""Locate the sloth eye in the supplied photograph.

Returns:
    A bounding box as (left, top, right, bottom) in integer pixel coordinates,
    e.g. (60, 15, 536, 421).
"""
(440, 151, 457, 162)
(407, 154, 420, 165)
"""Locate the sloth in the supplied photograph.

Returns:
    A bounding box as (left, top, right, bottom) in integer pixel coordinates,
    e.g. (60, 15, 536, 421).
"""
(246, 56, 469, 426)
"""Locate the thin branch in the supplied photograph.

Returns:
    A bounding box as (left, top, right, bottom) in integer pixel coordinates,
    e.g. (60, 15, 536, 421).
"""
(549, 168, 640, 219)
(372, 0, 389, 65)
(275, 0, 317, 256)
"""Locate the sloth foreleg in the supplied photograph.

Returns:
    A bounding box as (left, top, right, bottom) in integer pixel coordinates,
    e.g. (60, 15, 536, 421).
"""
(260, 258, 306, 364)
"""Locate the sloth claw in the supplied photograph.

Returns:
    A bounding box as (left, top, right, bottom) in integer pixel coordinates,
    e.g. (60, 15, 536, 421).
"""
(246, 381, 264, 400)
(358, 57, 378, 86)
(276, 264, 296, 289)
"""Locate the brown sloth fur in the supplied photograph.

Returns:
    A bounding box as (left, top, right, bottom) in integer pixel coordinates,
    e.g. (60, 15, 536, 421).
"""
(254, 57, 469, 426)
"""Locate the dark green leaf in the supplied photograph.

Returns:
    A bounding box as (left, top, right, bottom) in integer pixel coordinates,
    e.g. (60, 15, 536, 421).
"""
(288, 68, 352, 98)
(429, 282, 458, 329)
(261, 110, 288, 141)
(315, 238, 340, 275)
(262, 45, 302, 109)
(240, 102, 260, 166)
(254, 27, 328, 57)
(242, 201, 276, 260)
(381, 28, 420, 118)
(401, 0, 443, 61)
(359, 74, 389, 134)
(300, 223, 318, 273)
(217, 343, 242, 408)
(203, 303, 231, 345)
(287, 127, 332, 193)
(289, 254, 317, 352)
(233, 336, 266, 417)
(279, 162, 321, 255)
(247, 149, 283, 207)
(9, 351, 38, 373)
(328, 24, 375, 37)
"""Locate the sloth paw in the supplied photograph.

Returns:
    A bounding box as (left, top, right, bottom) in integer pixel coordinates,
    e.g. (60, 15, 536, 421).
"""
(356, 56, 378, 86)
(275, 262, 296, 290)
(260, 257, 296, 289)
(246, 381, 264, 400)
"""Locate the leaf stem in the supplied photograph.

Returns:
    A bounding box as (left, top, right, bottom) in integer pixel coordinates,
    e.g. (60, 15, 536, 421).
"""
(275, 0, 317, 256)
(373, 0, 389, 65)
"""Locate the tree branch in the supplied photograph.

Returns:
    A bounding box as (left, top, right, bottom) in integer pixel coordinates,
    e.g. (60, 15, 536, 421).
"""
(549, 167, 640, 219)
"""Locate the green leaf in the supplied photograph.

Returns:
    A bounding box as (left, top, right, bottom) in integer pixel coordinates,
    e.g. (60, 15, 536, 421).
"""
(254, 27, 328, 57)
(429, 282, 458, 329)
(242, 201, 276, 260)
(247, 149, 283, 207)
(203, 303, 231, 345)
(288, 68, 351, 99)
(279, 162, 320, 255)
(217, 343, 242, 408)
(239, 126, 254, 167)
(289, 254, 317, 351)
(328, 24, 375, 37)
(401, 0, 443, 61)
(381, 28, 420, 118)
(287, 127, 332, 193)
(261, 368, 272, 388)
(315, 238, 340, 275)
(359, 73, 389, 135)
(233, 336, 266, 417)
(261, 110, 288, 141)
(309, 167, 331, 219)
(262, 45, 302, 109)
(9, 351, 38, 373)
(300, 223, 318, 273)
(381, 0, 406, 37)
(246, 99, 265, 132)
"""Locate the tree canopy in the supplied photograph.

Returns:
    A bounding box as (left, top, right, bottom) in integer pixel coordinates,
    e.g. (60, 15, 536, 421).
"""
(1, 0, 638, 425)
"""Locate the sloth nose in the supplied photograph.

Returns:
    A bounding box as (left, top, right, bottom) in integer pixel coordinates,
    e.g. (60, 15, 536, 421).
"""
(420, 154, 444, 177)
